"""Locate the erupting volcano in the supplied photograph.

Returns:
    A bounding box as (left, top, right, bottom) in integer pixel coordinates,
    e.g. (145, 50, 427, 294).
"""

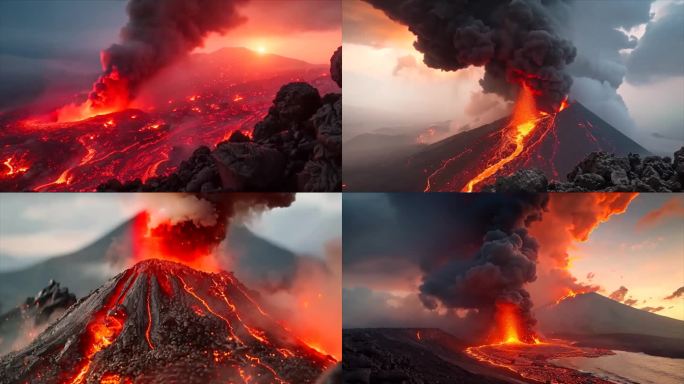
(0, 0, 340, 192)
(0, 259, 335, 384)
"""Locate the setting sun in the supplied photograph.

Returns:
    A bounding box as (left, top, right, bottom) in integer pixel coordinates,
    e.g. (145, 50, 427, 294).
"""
(256, 46, 267, 55)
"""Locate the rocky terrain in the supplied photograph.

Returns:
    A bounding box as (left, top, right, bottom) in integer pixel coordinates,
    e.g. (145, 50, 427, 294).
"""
(97, 47, 342, 192)
(0, 259, 334, 384)
(486, 147, 684, 192)
(0, 280, 76, 355)
(342, 328, 512, 384)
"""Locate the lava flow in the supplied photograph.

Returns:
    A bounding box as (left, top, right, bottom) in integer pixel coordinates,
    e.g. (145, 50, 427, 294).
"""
(460, 85, 567, 192)
(421, 84, 572, 192)
(2, 259, 335, 384)
(464, 299, 615, 383)
(0, 52, 336, 192)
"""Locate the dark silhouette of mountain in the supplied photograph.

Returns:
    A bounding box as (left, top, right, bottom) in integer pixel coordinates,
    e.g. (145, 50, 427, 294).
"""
(344, 102, 651, 191)
(0, 259, 334, 383)
(537, 292, 684, 357)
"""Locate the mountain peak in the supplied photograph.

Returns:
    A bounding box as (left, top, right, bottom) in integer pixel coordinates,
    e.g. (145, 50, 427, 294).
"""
(1, 259, 334, 384)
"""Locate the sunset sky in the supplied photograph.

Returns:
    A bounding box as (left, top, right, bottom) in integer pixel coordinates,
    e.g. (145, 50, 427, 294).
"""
(0, 0, 340, 110)
(343, 0, 684, 155)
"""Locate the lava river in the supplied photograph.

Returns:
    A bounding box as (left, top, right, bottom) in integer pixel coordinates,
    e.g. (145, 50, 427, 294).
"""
(0, 68, 334, 191)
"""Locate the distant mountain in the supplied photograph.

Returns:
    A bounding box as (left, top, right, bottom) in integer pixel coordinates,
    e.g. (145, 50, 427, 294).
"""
(0, 215, 299, 308)
(537, 292, 684, 339)
(345, 101, 650, 191)
(536, 292, 684, 357)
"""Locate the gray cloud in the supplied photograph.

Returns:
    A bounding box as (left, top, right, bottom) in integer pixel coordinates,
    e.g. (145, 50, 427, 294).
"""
(627, 2, 684, 84)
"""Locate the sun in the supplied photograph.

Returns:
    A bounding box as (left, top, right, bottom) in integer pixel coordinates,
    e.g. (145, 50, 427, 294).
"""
(256, 46, 267, 55)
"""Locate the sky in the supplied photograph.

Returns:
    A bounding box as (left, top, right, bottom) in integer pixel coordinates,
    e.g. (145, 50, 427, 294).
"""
(342, 193, 684, 329)
(0, 193, 341, 264)
(0, 0, 340, 110)
(343, 0, 684, 155)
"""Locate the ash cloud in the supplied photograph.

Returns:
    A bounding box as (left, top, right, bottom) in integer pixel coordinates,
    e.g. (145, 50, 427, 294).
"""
(343, 193, 548, 340)
(90, 0, 249, 109)
(366, 0, 577, 112)
(626, 2, 684, 84)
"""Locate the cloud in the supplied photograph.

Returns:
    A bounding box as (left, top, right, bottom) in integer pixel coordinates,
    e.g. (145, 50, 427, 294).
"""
(609, 286, 629, 302)
(238, 0, 340, 34)
(586, 272, 595, 281)
(641, 306, 665, 313)
(627, 2, 684, 84)
(624, 298, 638, 306)
(636, 196, 684, 230)
(342, 1, 411, 48)
(664, 286, 684, 300)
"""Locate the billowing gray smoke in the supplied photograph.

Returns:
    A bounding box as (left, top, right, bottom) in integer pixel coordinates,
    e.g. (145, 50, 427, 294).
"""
(366, 0, 577, 112)
(420, 228, 539, 341)
(89, 0, 249, 109)
(350, 193, 549, 341)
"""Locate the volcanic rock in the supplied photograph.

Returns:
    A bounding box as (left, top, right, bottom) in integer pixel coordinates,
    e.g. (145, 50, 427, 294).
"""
(330, 46, 342, 88)
(482, 168, 547, 193)
(0, 259, 335, 384)
(487, 147, 684, 192)
(97, 47, 342, 192)
(0, 281, 76, 355)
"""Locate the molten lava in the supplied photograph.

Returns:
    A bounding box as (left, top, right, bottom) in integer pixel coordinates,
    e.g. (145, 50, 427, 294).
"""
(462, 84, 541, 192)
(421, 85, 573, 192)
(5, 259, 336, 384)
(130, 212, 223, 272)
(495, 302, 523, 344)
(57, 68, 131, 123)
(0, 59, 335, 192)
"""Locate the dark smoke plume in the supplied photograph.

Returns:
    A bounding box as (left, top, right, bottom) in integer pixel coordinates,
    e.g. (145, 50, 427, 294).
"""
(366, 0, 577, 112)
(378, 193, 547, 342)
(90, 0, 249, 109)
(420, 228, 540, 342)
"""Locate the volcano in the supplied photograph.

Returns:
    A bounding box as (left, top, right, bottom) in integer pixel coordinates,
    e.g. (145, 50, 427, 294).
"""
(345, 101, 650, 192)
(536, 292, 684, 358)
(0, 259, 335, 384)
(0, 48, 337, 192)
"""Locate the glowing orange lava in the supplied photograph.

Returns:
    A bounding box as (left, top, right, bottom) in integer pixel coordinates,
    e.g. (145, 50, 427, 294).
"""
(462, 84, 541, 192)
(57, 69, 130, 123)
(66, 270, 134, 384)
(495, 302, 522, 344)
(2, 157, 29, 176)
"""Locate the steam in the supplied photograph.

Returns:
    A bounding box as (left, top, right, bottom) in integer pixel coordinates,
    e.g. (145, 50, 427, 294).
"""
(89, 0, 249, 110)
(366, 0, 577, 112)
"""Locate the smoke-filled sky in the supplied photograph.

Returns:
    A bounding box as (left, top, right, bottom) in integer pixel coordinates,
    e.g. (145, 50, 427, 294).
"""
(343, 193, 684, 333)
(0, 0, 340, 110)
(343, 0, 684, 155)
(0, 193, 340, 264)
